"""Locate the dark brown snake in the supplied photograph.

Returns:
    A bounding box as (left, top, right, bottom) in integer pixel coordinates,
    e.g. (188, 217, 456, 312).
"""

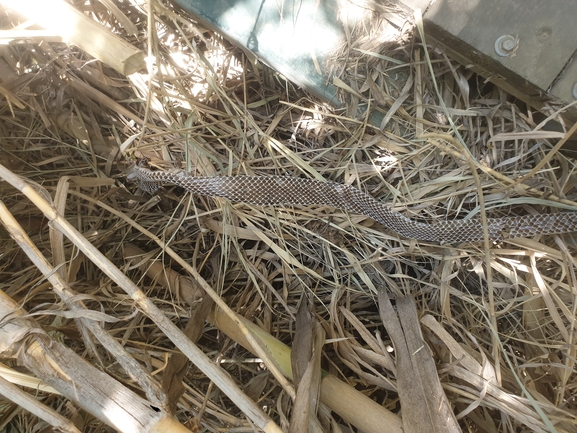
(126, 164, 577, 244)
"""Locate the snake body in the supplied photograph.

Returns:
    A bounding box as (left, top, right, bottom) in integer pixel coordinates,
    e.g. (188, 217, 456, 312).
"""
(126, 164, 577, 244)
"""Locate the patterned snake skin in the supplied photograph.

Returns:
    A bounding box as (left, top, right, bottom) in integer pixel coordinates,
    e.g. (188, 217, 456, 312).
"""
(126, 164, 577, 244)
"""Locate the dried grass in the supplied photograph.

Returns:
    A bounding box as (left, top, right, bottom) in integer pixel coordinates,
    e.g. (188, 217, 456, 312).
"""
(0, 0, 576, 432)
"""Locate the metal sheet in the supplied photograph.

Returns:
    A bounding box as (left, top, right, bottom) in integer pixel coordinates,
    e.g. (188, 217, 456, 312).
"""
(551, 54, 577, 104)
(424, 0, 577, 91)
(171, 0, 344, 104)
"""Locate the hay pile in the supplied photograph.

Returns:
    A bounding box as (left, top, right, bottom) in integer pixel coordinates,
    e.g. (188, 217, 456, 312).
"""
(0, 1, 576, 432)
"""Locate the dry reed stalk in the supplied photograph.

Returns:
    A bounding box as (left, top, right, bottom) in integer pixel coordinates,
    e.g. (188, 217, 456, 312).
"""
(0, 374, 81, 433)
(0, 206, 172, 432)
(1, 0, 145, 75)
(0, 0, 576, 432)
(0, 162, 283, 433)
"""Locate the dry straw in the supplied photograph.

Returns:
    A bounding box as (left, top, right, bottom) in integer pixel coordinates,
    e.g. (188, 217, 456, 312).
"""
(0, 1, 576, 432)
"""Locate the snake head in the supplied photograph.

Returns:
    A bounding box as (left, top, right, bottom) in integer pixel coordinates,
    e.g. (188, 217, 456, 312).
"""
(124, 159, 162, 194)
(124, 161, 139, 182)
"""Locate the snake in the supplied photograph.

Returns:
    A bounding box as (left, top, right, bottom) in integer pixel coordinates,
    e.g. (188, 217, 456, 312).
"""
(125, 163, 577, 244)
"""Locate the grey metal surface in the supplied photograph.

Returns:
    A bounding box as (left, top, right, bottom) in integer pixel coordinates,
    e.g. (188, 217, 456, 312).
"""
(551, 54, 577, 103)
(172, 0, 344, 104)
(424, 0, 577, 92)
(172, 0, 577, 124)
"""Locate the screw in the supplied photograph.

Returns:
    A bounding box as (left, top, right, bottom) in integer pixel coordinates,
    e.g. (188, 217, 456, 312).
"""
(502, 39, 515, 51)
(495, 35, 518, 57)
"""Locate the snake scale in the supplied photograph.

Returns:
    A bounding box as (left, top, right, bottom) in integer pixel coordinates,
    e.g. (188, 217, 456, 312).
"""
(126, 164, 577, 244)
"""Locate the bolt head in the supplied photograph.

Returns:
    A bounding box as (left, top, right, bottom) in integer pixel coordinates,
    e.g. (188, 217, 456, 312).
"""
(502, 39, 516, 51)
(495, 35, 517, 57)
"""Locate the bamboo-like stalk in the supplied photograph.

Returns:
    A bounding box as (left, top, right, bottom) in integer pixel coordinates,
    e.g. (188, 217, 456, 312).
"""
(209, 306, 404, 433)
(2, 1, 576, 430)
(70, 194, 404, 433)
(0, 374, 81, 433)
(0, 163, 283, 433)
(0, 363, 60, 395)
(0, 283, 165, 432)
(0, 199, 168, 408)
(1, 0, 145, 75)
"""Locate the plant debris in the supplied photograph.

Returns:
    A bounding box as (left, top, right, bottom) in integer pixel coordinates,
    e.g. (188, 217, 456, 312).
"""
(0, 1, 576, 432)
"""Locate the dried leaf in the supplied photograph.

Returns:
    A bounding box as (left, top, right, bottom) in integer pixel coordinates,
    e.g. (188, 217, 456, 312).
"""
(378, 290, 460, 433)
